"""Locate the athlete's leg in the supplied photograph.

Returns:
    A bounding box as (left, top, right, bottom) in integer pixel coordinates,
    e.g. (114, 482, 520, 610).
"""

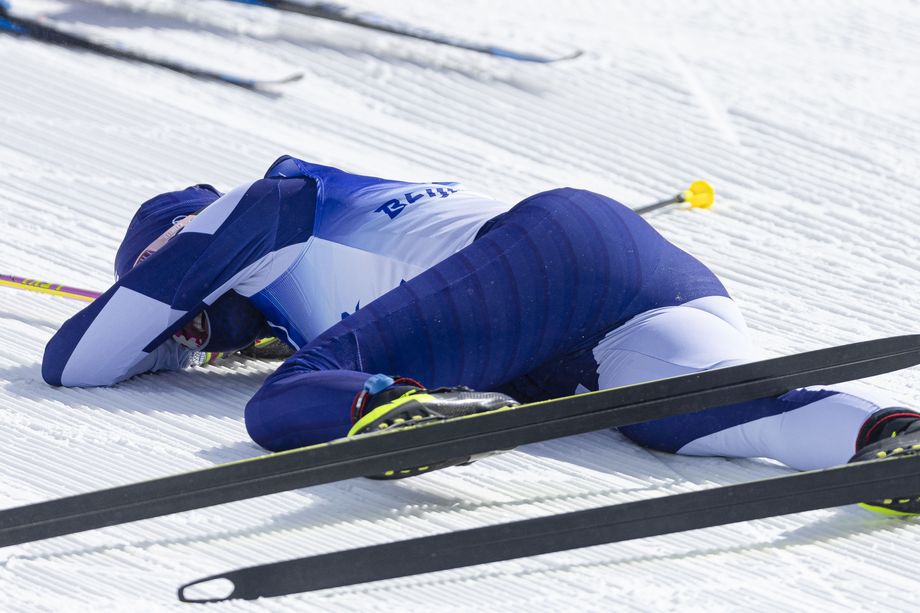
(600, 296, 900, 470)
(245, 188, 723, 451)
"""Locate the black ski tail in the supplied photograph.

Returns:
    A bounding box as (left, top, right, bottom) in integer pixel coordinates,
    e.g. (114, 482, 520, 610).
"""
(178, 452, 920, 601)
(0, 11, 302, 90)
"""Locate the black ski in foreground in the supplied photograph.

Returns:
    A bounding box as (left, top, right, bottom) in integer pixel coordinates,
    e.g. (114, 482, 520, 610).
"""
(0, 9, 303, 90)
(225, 0, 582, 63)
(0, 334, 918, 549)
(178, 452, 920, 602)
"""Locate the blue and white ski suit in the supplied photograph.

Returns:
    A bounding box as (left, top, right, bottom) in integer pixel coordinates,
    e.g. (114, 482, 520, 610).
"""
(43, 157, 896, 469)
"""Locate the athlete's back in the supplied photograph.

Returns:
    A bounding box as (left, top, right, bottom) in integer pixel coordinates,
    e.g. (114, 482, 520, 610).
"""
(43, 157, 511, 386)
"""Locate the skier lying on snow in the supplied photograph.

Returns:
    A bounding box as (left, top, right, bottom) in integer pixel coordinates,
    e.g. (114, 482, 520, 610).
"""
(42, 155, 920, 513)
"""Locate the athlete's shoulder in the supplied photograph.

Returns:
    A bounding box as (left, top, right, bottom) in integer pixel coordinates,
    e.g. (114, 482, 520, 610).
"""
(264, 156, 354, 180)
(263, 156, 413, 189)
(213, 176, 318, 249)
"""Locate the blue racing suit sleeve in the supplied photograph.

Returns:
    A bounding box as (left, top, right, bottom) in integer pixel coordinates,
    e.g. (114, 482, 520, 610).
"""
(43, 178, 316, 387)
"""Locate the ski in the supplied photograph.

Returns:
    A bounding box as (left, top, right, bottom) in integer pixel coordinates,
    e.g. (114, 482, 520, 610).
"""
(0, 334, 918, 548)
(0, 8, 303, 90)
(225, 0, 582, 63)
(177, 452, 920, 601)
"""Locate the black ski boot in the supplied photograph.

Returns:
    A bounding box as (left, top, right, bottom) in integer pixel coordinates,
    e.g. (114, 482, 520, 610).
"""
(849, 409, 920, 515)
(348, 374, 519, 479)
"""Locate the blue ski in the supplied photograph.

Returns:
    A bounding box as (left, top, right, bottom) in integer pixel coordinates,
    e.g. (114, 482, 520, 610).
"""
(227, 0, 583, 63)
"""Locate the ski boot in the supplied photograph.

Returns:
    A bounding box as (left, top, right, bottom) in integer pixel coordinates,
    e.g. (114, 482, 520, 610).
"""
(348, 374, 519, 479)
(240, 336, 296, 360)
(849, 409, 920, 515)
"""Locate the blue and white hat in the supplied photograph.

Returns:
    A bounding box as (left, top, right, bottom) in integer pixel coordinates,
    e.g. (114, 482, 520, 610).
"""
(114, 184, 222, 279)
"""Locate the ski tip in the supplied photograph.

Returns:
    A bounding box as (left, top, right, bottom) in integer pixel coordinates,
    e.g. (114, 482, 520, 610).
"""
(555, 48, 585, 62)
(218, 71, 303, 90)
(177, 576, 236, 603)
(487, 46, 584, 63)
(248, 71, 305, 89)
(276, 71, 305, 84)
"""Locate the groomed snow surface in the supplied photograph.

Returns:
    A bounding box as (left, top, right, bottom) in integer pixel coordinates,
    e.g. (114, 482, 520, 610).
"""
(2, 0, 920, 610)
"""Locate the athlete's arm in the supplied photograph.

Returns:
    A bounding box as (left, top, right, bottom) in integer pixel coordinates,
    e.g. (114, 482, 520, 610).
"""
(42, 178, 316, 387)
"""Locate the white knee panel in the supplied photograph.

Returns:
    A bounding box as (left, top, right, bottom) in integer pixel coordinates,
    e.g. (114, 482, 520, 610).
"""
(593, 296, 896, 469)
(594, 296, 761, 388)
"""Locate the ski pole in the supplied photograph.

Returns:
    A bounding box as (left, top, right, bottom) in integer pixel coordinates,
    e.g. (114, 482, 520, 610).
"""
(0, 274, 100, 302)
(633, 180, 715, 215)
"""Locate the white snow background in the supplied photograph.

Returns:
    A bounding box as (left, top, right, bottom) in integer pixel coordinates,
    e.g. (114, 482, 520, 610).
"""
(2, 0, 920, 610)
